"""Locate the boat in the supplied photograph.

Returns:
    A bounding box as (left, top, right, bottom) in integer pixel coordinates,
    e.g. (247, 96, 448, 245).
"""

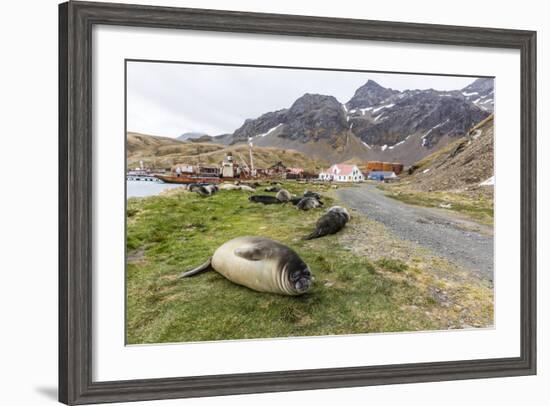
(154, 174, 225, 184)
(126, 170, 163, 183)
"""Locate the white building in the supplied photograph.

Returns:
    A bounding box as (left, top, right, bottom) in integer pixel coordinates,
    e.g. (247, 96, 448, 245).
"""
(319, 164, 365, 182)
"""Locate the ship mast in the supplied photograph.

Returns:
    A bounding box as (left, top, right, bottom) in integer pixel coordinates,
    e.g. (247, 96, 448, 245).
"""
(248, 137, 255, 176)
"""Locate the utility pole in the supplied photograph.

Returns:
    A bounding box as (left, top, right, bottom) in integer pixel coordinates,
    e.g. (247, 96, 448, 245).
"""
(248, 137, 255, 176)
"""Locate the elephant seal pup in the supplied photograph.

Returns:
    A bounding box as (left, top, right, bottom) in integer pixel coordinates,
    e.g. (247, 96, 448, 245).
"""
(219, 183, 240, 191)
(289, 196, 303, 205)
(276, 189, 292, 202)
(196, 184, 219, 196)
(265, 186, 281, 192)
(249, 195, 281, 204)
(180, 236, 312, 295)
(238, 185, 256, 192)
(297, 197, 323, 211)
(303, 190, 321, 200)
(188, 183, 203, 192)
(303, 206, 350, 240)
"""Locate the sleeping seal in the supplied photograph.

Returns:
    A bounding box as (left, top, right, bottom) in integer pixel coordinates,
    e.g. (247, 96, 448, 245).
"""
(276, 189, 292, 202)
(296, 197, 323, 211)
(219, 183, 240, 191)
(195, 184, 219, 196)
(303, 190, 322, 200)
(249, 195, 281, 204)
(303, 206, 350, 240)
(238, 185, 256, 192)
(180, 236, 312, 295)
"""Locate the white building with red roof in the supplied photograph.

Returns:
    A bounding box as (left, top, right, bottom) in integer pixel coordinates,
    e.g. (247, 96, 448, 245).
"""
(318, 164, 365, 182)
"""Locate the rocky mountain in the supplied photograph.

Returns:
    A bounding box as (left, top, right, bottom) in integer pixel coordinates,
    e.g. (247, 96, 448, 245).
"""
(460, 78, 494, 112)
(347, 80, 400, 110)
(230, 93, 351, 145)
(401, 114, 494, 193)
(195, 77, 494, 165)
(231, 109, 288, 143)
(347, 87, 489, 150)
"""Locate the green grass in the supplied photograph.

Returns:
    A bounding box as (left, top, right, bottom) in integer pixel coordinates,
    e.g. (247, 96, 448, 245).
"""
(380, 188, 494, 226)
(376, 258, 409, 273)
(126, 182, 491, 344)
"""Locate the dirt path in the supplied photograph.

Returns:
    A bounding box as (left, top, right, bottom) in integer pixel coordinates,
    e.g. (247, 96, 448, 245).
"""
(336, 184, 494, 281)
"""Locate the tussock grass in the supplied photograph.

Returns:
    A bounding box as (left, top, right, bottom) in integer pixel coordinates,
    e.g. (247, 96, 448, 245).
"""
(126, 182, 492, 344)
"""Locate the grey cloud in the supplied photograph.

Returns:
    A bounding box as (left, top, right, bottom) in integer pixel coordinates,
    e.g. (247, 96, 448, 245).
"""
(127, 61, 479, 138)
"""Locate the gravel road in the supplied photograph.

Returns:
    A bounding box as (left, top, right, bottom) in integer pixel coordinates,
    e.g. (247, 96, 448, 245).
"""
(336, 184, 494, 281)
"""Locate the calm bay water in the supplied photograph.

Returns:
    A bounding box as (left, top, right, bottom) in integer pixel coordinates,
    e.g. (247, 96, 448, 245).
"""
(126, 181, 182, 198)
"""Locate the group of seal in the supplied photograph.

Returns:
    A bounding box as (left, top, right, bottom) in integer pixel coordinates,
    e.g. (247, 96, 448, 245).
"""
(180, 236, 312, 295)
(189, 184, 219, 197)
(249, 188, 323, 210)
(189, 182, 259, 196)
(180, 182, 351, 296)
(219, 183, 255, 192)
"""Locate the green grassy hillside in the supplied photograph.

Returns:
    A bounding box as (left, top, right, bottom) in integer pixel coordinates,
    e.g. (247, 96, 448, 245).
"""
(126, 182, 493, 344)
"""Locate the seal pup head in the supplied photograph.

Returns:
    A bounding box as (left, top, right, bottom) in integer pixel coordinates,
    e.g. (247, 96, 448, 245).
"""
(287, 266, 312, 293)
(272, 241, 312, 294)
(328, 206, 351, 222)
(282, 256, 312, 294)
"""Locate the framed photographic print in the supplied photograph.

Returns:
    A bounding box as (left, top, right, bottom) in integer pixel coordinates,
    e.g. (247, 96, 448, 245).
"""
(59, 1, 536, 404)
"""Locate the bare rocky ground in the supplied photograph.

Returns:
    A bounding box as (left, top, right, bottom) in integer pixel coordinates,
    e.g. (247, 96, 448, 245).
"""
(401, 114, 494, 195)
(332, 185, 494, 329)
(336, 184, 494, 282)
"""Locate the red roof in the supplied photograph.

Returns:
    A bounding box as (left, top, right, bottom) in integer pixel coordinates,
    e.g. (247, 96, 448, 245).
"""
(326, 164, 358, 176)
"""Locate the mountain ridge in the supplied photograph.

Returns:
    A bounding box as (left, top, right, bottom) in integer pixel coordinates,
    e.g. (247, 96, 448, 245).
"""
(215, 78, 493, 165)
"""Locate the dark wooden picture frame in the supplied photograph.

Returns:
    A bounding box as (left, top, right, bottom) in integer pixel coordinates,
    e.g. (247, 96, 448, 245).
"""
(59, 1, 537, 404)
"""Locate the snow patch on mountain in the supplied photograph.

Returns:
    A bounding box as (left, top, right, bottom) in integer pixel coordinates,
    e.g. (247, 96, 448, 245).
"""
(256, 124, 283, 138)
(372, 103, 395, 113)
(480, 176, 495, 186)
(422, 119, 450, 139)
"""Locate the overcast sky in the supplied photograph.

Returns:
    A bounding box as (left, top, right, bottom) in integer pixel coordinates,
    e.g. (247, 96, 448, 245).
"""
(127, 61, 480, 138)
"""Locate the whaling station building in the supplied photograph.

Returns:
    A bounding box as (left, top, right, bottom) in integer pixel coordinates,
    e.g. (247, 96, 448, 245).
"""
(318, 164, 365, 182)
(318, 161, 404, 183)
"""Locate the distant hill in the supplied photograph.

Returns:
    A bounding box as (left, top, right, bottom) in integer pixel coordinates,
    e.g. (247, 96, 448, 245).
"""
(177, 132, 209, 141)
(221, 78, 493, 165)
(399, 114, 494, 192)
(126, 132, 327, 172)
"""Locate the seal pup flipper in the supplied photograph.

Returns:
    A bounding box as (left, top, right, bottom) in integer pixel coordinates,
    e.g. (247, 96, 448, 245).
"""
(179, 258, 212, 278)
